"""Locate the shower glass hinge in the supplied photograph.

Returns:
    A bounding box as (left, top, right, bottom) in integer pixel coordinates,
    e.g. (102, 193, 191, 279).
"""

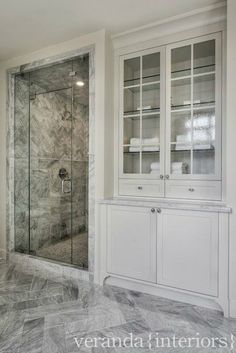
(69, 71, 77, 77)
(30, 93, 36, 100)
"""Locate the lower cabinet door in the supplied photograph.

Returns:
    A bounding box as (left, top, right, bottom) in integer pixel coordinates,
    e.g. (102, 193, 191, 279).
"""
(157, 209, 218, 296)
(107, 205, 156, 283)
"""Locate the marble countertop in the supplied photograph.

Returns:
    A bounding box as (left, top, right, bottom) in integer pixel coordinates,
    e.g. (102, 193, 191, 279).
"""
(97, 197, 232, 213)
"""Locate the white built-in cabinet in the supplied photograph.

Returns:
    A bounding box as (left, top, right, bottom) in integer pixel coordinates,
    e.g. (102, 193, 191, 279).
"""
(107, 205, 218, 297)
(118, 33, 222, 200)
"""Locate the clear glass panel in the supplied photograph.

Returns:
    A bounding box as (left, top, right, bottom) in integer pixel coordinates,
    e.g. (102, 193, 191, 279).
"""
(142, 151, 160, 174)
(171, 149, 191, 174)
(142, 114, 160, 140)
(171, 78, 191, 110)
(142, 52, 160, 84)
(192, 108, 215, 175)
(171, 45, 191, 78)
(194, 40, 215, 75)
(14, 55, 89, 269)
(30, 61, 72, 97)
(124, 57, 140, 87)
(171, 111, 191, 144)
(193, 149, 215, 174)
(123, 146, 140, 174)
(124, 86, 140, 116)
(14, 73, 30, 253)
(142, 83, 160, 113)
(30, 88, 73, 263)
(124, 117, 140, 145)
(193, 74, 215, 107)
(71, 55, 89, 268)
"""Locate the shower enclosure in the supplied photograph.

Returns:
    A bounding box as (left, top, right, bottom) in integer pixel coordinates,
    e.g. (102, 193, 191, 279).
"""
(14, 54, 89, 268)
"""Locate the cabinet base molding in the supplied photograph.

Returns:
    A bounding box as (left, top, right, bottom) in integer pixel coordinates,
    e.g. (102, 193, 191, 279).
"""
(229, 300, 236, 319)
(103, 274, 229, 317)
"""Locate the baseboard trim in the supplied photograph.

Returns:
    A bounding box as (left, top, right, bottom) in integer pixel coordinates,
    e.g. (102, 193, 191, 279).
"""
(106, 275, 224, 314)
(229, 300, 236, 318)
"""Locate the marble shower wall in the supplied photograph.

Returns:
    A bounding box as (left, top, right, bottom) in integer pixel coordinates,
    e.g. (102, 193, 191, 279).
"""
(14, 74, 30, 253)
(14, 55, 89, 265)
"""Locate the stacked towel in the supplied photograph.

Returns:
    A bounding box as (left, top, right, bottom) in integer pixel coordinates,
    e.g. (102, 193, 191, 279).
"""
(150, 162, 160, 175)
(175, 134, 212, 150)
(129, 137, 160, 152)
(171, 162, 188, 174)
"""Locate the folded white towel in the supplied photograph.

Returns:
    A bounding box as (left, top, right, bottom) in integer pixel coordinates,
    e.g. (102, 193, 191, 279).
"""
(193, 144, 212, 150)
(130, 138, 140, 146)
(130, 137, 159, 146)
(137, 105, 152, 111)
(143, 137, 159, 145)
(172, 162, 184, 170)
(142, 146, 160, 152)
(176, 134, 191, 143)
(129, 146, 141, 152)
(150, 162, 160, 170)
(175, 144, 191, 151)
(129, 146, 160, 152)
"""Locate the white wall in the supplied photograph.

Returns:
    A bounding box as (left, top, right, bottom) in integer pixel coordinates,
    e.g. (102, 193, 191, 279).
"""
(0, 29, 114, 257)
(227, 0, 236, 318)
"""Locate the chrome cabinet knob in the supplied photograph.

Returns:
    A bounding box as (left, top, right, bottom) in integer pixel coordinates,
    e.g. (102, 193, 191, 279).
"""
(160, 175, 164, 179)
(137, 186, 143, 190)
(156, 208, 161, 213)
(188, 188, 194, 192)
(151, 208, 156, 213)
(165, 175, 169, 179)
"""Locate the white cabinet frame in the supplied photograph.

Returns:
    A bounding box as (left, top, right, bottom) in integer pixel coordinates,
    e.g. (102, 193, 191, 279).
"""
(119, 46, 166, 180)
(165, 32, 222, 181)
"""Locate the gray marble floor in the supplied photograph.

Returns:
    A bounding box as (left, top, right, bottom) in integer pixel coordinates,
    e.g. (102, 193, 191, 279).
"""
(0, 261, 236, 353)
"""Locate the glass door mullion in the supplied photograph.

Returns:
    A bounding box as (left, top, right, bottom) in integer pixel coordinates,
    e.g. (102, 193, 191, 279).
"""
(190, 44, 194, 175)
(140, 56, 143, 174)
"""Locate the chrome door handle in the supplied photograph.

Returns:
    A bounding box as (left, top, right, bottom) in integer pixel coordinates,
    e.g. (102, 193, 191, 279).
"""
(188, 188, 195, 192)
(156, 208, 161, 213)
(160, 175, 164, 179)
(151, 208, 156, 213)
(165, 175, 169, 179)
(62, 178, 71, 194)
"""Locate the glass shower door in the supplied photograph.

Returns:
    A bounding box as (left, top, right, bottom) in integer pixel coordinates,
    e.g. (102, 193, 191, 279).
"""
(14, 55, 89, 268)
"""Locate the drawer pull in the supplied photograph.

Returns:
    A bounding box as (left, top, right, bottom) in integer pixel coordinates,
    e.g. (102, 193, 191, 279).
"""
(151, 208, 156, 213)
(156, 208, 161, 213)
(188, 188, 195, 192)
(165, 175, 169, 179)
(137, 186, 143, 190)
(160, 175, 164, 179)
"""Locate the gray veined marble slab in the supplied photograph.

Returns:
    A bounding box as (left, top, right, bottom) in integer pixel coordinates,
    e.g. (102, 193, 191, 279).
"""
(6, 45, 96, 278)
(98, 197, 232, 213)
(0, 263, 236, 352)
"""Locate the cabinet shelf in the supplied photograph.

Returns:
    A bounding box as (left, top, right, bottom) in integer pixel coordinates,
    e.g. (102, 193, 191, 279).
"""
(171, 101, 215, 112)
(124, 74, 160, 84)
(124, 108, 160, 116)
(124, 150, 160, 154)
(171, 63, 215, 76)
(171, 148, 215, 153)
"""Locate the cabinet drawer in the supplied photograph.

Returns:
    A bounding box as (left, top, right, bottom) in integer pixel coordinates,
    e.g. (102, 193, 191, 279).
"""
(119, 179, 164, 198)
(166, 180, 221, 200)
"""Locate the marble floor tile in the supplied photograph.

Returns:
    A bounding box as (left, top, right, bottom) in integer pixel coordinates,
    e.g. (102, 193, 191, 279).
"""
(0, 262, 236, 353)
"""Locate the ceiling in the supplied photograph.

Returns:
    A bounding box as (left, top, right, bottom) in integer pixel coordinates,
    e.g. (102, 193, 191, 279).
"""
(0, 0, 222, 61)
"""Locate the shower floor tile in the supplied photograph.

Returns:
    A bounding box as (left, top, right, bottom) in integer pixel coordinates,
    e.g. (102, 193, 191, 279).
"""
(0, 261, 235, 353)
(35, 232, 88, 268)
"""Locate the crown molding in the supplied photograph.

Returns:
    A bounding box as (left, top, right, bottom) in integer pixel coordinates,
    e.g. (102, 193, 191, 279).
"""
(112, 1, 226, 50)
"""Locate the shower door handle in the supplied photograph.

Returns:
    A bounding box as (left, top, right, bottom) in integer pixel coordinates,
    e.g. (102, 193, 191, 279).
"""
(62, 178, 71, 194)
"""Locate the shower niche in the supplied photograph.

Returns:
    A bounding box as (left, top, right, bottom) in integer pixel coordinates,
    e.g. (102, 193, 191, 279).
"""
(14, 54, 89, 268)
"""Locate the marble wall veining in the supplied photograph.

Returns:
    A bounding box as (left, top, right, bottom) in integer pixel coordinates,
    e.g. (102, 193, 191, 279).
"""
(8, 48, 95, 274)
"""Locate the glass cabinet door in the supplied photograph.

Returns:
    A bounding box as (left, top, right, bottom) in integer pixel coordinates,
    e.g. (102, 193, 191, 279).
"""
(167, 34, 221, 179)
(122, 51, 162, 177)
